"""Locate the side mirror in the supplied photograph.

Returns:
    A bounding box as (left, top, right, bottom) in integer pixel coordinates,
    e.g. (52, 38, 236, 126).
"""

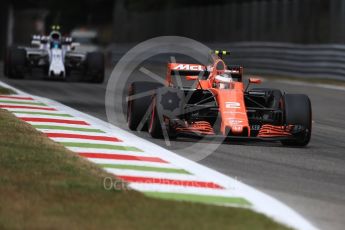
(186, 75, 198, 81)
(245, 77, 262, 92)
(248, 77, 262, 84)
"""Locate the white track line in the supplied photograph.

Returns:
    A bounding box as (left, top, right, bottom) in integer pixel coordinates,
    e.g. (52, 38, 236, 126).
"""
(104, 169, 199, 180)
(50, 138, 124, 145)
(0, 102, 49, 108)
(24, 122, 90, 128)
(129, 183, 239, 197)
(89, 158, 184, 169)
(13, 113, 79, 120)
(37, 129, 107, 136)
(68, 148, 157, 157)
(6, 108, 65, 114)
(0, 98, 37, 103)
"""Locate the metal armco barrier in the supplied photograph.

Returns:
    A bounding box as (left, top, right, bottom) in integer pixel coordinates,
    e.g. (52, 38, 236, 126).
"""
(213, 42, 345, 81)
(108, 42, 345, 81)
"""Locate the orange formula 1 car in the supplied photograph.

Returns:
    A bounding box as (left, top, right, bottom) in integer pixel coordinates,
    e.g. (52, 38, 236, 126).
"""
(127, 51, 312, 146)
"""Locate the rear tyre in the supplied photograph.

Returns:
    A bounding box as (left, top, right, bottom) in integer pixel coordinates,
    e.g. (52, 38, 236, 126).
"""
(127, 81, 163, 131)
(85, 52, 104, 83)
(7, 47, 26, 79)
(281, 94, 312, 147)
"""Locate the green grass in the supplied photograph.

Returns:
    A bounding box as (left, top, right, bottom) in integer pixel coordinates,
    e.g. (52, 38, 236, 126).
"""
(0, 86, 15, 95)
(0, 88, 291, 230)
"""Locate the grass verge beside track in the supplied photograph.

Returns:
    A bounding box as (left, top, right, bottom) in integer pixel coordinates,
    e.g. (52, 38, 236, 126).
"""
(0, 87, 290, 230)
(0, 87, 15, 95)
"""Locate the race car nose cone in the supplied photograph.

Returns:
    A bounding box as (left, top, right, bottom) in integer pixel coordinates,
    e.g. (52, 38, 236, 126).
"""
(231, 125, 243, 134)
(224, 125, 248, 136)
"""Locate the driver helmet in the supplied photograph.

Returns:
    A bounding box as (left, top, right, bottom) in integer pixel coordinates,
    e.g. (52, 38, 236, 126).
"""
(49, 30, 62, 49)
(215, 73, 233, 89)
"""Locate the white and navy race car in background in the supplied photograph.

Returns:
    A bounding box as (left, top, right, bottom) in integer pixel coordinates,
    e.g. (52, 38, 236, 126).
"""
(4, 27, 104, 83)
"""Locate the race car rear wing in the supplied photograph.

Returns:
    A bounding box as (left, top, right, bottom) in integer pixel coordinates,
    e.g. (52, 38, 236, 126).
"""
(166, 63, 208, 85)
(168, 63, 207, 75)
(166, 63, 243, 85)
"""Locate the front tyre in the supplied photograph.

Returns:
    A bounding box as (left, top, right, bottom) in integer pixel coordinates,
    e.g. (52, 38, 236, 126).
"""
(148, 87, 182, 139)
(127, 82, 163, 131)
(148, 96, 163, 138)
(281, 94, 312, 147)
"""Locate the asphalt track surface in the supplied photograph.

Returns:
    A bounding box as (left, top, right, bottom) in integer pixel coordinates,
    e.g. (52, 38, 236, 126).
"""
(1, 61, 345, 230)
